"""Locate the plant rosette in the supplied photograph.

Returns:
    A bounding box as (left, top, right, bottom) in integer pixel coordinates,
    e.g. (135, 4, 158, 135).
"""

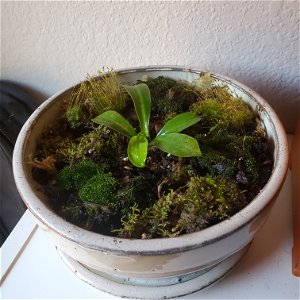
(13, 66, 289, 299)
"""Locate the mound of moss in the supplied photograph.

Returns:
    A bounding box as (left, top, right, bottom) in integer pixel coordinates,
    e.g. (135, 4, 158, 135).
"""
(192, 86, 255, 133)
(59, 160, 119, 207)
(144, 76, 198, 120)
(59, 160, 101, 190)
(117, 176, 247, 239)
(66, 104, 84, 129)
(79, 172, 118, 205)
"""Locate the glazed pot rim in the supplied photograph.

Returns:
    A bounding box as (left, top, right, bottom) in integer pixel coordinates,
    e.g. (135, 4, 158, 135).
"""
(13, 65, 289, 256)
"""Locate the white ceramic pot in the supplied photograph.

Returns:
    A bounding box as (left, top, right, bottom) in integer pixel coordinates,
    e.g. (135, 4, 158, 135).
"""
(13, 66, 289, 299)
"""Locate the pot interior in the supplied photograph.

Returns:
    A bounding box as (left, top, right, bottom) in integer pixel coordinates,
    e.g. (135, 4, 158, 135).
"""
(14, 66, 288, 253)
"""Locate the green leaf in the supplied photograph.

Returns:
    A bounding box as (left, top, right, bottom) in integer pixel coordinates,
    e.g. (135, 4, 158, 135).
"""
(151, 133, 201, 157)
(92, 110, 136, 138)
(123, 83, 151, 138)
(157, 112, 201, 136)
(127, 133, 148, 168)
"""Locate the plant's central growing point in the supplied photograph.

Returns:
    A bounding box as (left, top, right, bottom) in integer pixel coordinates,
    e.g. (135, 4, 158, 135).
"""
(92, 83, 201, 168)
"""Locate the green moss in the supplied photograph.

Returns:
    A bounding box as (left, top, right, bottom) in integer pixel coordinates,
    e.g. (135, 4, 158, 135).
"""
(36, 125, 127, 165)
(193, 73, 215, 90)
(192, 85, 255, 133)
(144, 76, 197, 118)
(59, 158, 119, 207)
(51, 137, 90, 165)
(156, 98, 183, 119)
(71, 126, 125, 163)
(79, 172, 119, 206)
(98, 125, 128, 158)
(34, 131, 73, 166)
(59, 199, 113, 231)
(172, 176, 247, 235)
(171, 164, 195, 181)
(115, 204, 141, 238)
(145, 76, 178, 100)
(35, 74, 273, 239)
(65, 128, 106, 162)
(71, 69, 129, 116)
(116, 191, 174, 239)
(117, 175, 247, 239)
(193, 132, 261, 185)
(59, 160, 102, 190)
(66, 104, 84, 129)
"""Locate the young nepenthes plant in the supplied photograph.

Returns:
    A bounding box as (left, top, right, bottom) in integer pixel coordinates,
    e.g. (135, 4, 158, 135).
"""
(92, 83, 201, 167)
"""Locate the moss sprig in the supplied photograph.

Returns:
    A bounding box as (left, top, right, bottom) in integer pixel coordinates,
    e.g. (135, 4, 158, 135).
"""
(190, 75, 255, 133)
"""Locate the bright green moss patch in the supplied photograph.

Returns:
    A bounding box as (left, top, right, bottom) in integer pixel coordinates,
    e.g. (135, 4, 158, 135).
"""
(79, 172, 119, 206)
(192, 86, 255, 133)
(66, 104, 84, 129)
(59, 160, 119, 207)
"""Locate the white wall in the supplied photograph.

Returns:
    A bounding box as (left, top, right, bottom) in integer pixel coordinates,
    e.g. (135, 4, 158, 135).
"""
(1, 0, 299, 132)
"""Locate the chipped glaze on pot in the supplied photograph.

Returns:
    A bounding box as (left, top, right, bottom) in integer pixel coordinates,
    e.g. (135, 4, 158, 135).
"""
(13, 66, 289, 299)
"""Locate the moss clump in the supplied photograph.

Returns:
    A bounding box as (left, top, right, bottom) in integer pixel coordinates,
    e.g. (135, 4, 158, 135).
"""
(36, 125, 126, 165)
(59, 160, 102, 190)
(58, 127, 110, 163)
(192, 85, 255, 133)
(170, 164, 196, 182)
(66, 104, 84, 129)
(192, 73, 215, 91)
(117, 175, 246, 239)
(59, 159, 119, 207)
(172, 176, 247, 235)
(193, 132, 264, 185)
(79, 172, 119, 206)
(144, 76, 198, 119)
(116, 192, 174, 239)
(70, 69, 128, 117)
(116, 204, 141, 237)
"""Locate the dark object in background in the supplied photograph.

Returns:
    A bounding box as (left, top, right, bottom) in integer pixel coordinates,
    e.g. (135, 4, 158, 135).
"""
(0, 81, 38, 246)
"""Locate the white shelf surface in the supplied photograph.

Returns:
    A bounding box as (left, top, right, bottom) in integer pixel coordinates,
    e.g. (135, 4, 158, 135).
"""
(1, 167, 299, 299)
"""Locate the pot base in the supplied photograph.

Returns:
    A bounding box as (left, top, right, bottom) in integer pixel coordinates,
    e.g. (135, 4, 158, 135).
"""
(57, 244, 250, 299)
